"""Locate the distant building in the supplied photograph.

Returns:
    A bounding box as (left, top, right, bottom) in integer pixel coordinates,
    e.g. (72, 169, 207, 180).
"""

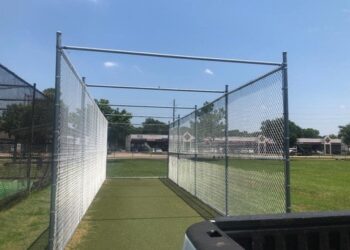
(126, 134, 168, 152)
(177, 132, 278, 155)
(296, 136, 345, 155)
(206, 135, 277, 155)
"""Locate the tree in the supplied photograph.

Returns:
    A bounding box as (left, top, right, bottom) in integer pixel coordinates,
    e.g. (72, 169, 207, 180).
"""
(339, 124, 350, 146)
(260, 119, 324, 147)
(0, 88, 54, 158)
(329, 134, 338, 139)
(95, 99, 132, 149)
(260, 118, 306, 147)
(194, 101, 225, 144)
(301, 128, 320, 138)
(141, 118, 168, 135)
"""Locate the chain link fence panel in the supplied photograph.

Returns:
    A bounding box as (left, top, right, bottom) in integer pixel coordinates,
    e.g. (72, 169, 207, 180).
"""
(168, 68, 287, 216)
(49, 52, 108, 249)
(227, 69, 285, 215)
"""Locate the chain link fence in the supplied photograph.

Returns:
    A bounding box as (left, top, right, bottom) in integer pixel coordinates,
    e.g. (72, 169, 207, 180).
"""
(0, 64, 52, 206)
(168, 67, 289, 216)
(48, 51, 108, 249)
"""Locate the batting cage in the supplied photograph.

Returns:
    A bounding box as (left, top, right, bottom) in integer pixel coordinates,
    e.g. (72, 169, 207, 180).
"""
(47, 32, 289, 249)
(0, 64, 52, 205)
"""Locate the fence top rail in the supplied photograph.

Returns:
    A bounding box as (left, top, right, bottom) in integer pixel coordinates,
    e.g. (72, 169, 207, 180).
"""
(105, 114, 172, 119)
(100, 104, 195, 110)
(61, 45, 283, 66)
(86, 84, 225, 93)
(109, 122, 169, 126)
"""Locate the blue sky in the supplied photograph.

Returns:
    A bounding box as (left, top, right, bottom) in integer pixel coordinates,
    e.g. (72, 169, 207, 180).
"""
(1, 0, 349, 135)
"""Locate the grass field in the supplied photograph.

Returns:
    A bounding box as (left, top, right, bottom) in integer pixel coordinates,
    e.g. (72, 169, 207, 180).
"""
(193, 157, 350, 212)
(107, 158, 167, 177)
(0, 187, 50, 250)
(291, 158, 350, 211)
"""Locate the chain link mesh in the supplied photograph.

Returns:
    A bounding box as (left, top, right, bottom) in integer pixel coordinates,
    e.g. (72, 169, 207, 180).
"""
(227, 70, 285, 215)
(50, 53, 108, 249)
(177, 113, 196, 195)
(168, 122, 178, 182)
(196, 98, 226, 213)
(168, 68, 286, 216)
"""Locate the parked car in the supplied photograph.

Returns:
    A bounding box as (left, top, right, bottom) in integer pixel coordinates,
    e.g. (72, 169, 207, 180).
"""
(289, 147, 297, 155)
(152, 148, 163, 153)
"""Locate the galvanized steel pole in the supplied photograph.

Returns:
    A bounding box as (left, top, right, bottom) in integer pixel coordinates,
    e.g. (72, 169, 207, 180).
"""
(224, 85, 229, 216)
(49, 31, 62, 250)
(177, 114, 180, 184)
(86, 84, 225, 93)
(27, 83, 36, 193)
(167, 121, 170, 179)
(99, 104, 194, 110)
(194, 105, 198, 196)
(282, 52, 291, 213)
(173, 99, 176, 123)
(62, 45, 283, 66)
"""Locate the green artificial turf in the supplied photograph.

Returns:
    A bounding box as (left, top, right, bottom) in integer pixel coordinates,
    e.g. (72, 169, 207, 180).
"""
(107, 158, 167, 177)
(0, 179, 27, 199)
(0, 187, 50, 250)
(67, 179, 202, 250)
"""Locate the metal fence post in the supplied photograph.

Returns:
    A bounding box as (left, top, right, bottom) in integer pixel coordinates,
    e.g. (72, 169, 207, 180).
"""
(27, 83, 36, 193)
(194, 105, 198, 196)
(173, 99, 176, 123)
(167, 121, 170, 178)
(282, 52, 291, 213)
(49, 31, 62, 250)
(177, 114, 180, 184)
(224, 85, 229, 216)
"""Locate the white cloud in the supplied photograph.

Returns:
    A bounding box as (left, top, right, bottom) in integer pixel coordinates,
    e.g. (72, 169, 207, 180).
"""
(104, 61, 118, 68)
(204, 68, 214, 75)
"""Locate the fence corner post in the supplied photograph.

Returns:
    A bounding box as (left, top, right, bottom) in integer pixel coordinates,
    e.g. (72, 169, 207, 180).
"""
(48, 31, 62, 250)
(167, 121, 170, 179)
(282, 52, 291, 213)
(194, 105, 198, 196)
(177, 114, 180, 184)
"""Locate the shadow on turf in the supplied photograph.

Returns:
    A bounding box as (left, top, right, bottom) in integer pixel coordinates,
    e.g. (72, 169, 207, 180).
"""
(160, 178, 221, 220)
(27, 227, 49, 250)
(83, 215, 201, 222)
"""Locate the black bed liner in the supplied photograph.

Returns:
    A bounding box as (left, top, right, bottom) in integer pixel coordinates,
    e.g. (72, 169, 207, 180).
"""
(185, 211, 350, 250)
